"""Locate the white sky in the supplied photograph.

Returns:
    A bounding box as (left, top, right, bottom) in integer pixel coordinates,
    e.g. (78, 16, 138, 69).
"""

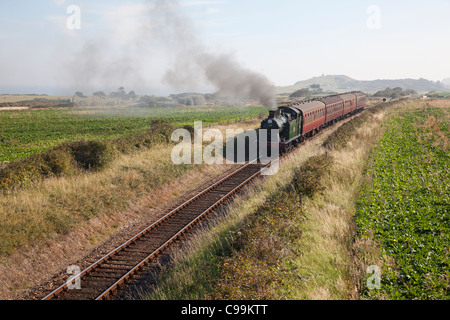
(0, 0, 449, 95)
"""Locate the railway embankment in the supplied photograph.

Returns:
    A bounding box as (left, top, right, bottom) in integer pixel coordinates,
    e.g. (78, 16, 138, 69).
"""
(142, 99, 434, 300)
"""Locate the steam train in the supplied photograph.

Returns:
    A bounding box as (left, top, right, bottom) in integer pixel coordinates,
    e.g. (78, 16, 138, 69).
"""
(260, 91, 366, 152)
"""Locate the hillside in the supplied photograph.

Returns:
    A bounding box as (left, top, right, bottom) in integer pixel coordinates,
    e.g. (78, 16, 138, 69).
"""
(442, 78, 450, 87)
(276, 75, 449, 94)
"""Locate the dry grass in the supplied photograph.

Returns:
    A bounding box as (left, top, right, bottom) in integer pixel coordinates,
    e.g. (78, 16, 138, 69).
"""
(0, 95, 70, 104)
(257, 109, 391, 300)
(0, 119, 261, 300)
(142, 119, 352, 300)
(142, 100, 439, 301)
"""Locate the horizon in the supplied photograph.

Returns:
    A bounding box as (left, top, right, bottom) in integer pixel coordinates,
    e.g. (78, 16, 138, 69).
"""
(0, 74, 447, 97)
(1, 0, 450, 96)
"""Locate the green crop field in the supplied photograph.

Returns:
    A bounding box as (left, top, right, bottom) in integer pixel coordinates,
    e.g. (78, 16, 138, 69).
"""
(355, 103, 449, 299)
(0, 106, 268, 163)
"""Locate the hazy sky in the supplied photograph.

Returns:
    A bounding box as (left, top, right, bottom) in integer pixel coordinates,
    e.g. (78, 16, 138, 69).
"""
(1, 0, 449, 95)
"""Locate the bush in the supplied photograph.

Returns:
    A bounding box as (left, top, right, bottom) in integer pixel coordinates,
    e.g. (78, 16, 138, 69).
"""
(293, 154, 334, 197)
(149, 120, 176, 143)
(42, 148, 74, 175)
(0, 122, 177, 191)
(289, 88, 311, 98)
(0, 161, 42, 190)
(68, 140, 113, 171)
(322, 113, 371, 150)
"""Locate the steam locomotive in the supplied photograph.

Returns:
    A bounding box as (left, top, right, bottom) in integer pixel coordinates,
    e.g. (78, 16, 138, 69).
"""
(261, 91, 366, 152)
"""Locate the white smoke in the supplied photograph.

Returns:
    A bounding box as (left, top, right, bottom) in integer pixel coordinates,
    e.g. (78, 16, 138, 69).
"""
(68, 0, 276, 107)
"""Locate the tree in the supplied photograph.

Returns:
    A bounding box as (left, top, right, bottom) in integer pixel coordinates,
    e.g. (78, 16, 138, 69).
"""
(373, 87, 417, 99)
(93, 91, 106, 104)
(310, 84, 323, 94)
(289, 88, 311, 98)
(93, 91, 106, 98)
(128, 90, 137, 100)
(109, 87, 129, 103)
(72, 91, 86, 103)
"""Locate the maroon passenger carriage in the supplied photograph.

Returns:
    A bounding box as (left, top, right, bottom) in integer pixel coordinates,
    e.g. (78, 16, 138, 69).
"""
(260, 91, 367, 153)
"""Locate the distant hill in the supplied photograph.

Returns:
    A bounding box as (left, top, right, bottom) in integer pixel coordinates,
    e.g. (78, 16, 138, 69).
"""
(442, 78, 450, 87)
(276, 75, 448, 94)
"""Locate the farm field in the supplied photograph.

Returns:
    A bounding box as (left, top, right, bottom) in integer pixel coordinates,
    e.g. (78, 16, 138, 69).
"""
(355, 101, 449, 299)
(0, 94, 71, 103)
(0, 105, 268, 163)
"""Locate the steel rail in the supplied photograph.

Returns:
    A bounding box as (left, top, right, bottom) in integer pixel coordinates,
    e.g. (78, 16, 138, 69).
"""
(42, 158, 259, 300)
(95, 165, 265, 300)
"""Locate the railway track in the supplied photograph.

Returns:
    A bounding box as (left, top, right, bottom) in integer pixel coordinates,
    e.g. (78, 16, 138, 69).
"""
(41, 106, 371, 300)
(42, 160, 265, 300)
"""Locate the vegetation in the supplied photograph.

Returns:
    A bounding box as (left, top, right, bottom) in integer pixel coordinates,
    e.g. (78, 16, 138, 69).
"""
(141, 112, 375, 300)
(277, 75, 447, 95)
(2, 96, 447, 300)
(0, 120, 176, 191)
(289, 88, 311, 98)
(373, 87, 417, 99)
(322, 99, 407, 150)
(426, 91, 450, 98)
(0, 97, 73, 109)
(142, 99, 449, 301)
(0, 118, 262, 299)
(0, 105, 268, 164)
(141, 125, 337, 300)
(289, 85, 324, 99)
(355, 104, 449, 299)
(214, 154, 334, 299)
(292, 154, 333, 197)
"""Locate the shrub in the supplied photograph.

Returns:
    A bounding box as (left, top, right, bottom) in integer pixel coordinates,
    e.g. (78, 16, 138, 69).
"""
(68, 140, 113, 171)
(182, 125, 195, 138)
(0, 161, 42, 190)
(322, 112, 372, 150)
(0, 120, 177, 191)
(292, 154, 334, 197)
(149, 120, 175, 143)
(42, 148, 74, 176)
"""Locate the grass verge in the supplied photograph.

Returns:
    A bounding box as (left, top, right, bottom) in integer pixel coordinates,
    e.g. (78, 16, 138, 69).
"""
(140, 112, 372, 300)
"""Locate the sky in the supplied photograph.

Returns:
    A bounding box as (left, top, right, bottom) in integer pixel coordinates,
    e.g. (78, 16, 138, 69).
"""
(0, 0, 449, 95)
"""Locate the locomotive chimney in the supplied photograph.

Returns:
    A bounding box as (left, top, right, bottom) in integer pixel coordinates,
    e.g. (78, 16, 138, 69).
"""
(269, 110, 276, 119)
